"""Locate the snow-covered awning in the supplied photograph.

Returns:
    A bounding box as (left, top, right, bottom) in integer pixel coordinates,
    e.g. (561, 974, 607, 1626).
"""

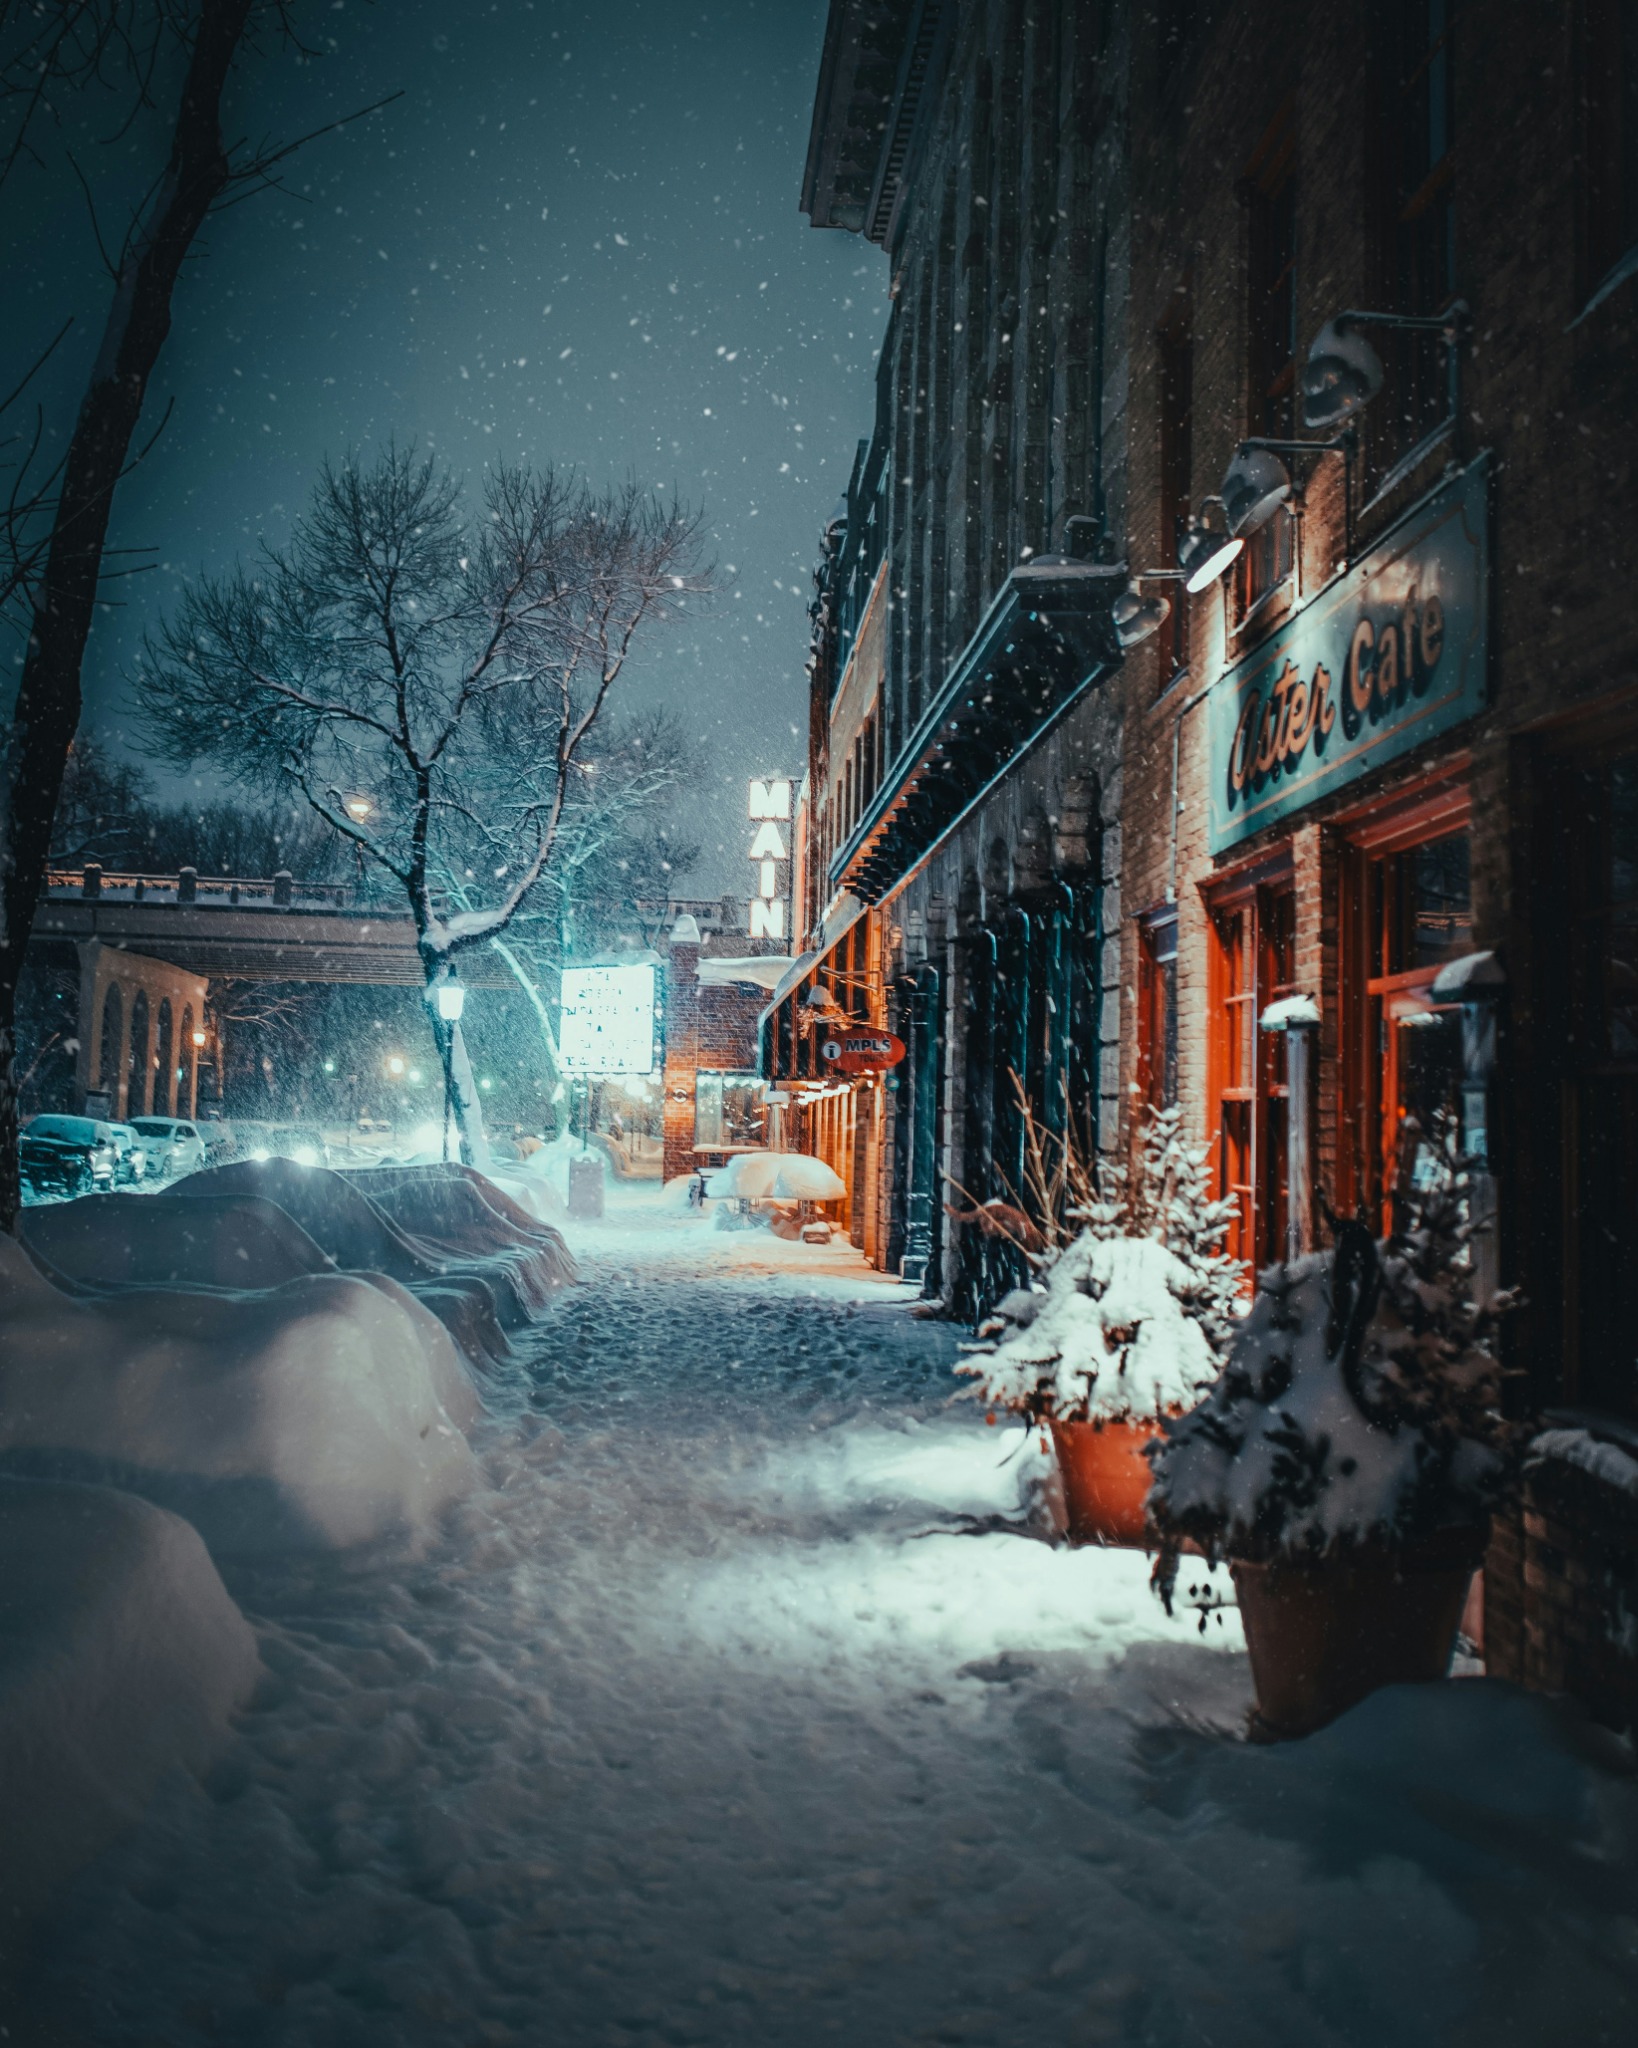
(757, 893, 866, 1025)
(696, 955, 798, 992)
(826, 560, 1125, 906)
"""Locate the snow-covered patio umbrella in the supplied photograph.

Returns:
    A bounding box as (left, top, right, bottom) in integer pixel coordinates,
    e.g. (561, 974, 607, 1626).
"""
(768, 1155, 846, 1202)
(711, 1151, 845, 1202)
(710, 1151, 784, 1199)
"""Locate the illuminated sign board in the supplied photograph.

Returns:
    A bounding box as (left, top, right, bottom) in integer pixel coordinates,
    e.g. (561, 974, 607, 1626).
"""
(1209, 456, 1489, 853)
(558, 964, 657, 1075)
(748, 776, 792, 939)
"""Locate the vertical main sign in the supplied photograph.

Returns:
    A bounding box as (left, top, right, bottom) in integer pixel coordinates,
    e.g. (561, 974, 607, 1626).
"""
(747, 777, 792, 940)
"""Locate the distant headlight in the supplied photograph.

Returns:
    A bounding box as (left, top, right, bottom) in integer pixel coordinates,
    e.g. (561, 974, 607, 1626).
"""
(292, 1145, 319, 1167)
(250, 1146, 271, 1162)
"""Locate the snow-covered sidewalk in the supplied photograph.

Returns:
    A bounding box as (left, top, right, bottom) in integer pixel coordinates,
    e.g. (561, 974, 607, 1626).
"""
(14, 1186, 1638, 2046)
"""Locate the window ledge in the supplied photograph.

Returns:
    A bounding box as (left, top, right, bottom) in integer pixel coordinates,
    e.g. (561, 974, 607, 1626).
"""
(1569, 243, 1638, 331)
(1232, 578, 1294, 651)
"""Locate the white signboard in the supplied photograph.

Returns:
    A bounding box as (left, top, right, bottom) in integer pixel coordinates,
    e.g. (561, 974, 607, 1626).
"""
(748, 775, 792, 940)
(559, 963, 657, 1075)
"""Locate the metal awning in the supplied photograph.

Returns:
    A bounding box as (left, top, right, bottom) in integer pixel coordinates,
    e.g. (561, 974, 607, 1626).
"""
(757, 892, 866, 1029)
(829, 560, 1125, 905)
(757, 892, 875, 1090)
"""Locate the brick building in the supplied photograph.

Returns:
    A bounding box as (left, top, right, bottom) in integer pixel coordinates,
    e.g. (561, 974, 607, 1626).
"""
(781, 0, 1638, 1736)
(1114, 0, 1638, 1733)
(660, 913, 780, 1184)
(768, 0, 1133, 1296)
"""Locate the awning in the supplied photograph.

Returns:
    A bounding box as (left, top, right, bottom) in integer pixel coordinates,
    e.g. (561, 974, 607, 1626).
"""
(830, 560, 1126, 905)
(695, 954, 800, 991)
(757, 892, 866, 1024)
(757, 892, 873, 1088)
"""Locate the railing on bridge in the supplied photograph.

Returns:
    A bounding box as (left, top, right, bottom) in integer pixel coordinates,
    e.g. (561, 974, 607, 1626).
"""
(42, 868, 759, 934)
(45, 865, 361, 912)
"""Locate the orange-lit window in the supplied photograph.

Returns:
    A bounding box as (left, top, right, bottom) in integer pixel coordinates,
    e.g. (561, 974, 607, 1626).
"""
(1208, 874, 1295, 1267)
(1138, 911, 1179, 1109)
(1337, 778, 1472, 1227)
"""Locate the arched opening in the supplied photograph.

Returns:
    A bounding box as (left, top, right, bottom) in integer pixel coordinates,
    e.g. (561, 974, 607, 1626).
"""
(1054, 774, 1100, 875)
(154, 999, 174, 1116)
(178, 1004, 195, 1117)
(98, 985, 123, 1103)
(1015, 810, 1054, 896)
(126, 989, 150, 1120)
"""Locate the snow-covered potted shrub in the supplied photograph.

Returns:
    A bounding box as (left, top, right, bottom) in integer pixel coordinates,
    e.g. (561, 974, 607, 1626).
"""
(1147, 1129, 1520, 1739)
(957, 1099, 1243, 1546)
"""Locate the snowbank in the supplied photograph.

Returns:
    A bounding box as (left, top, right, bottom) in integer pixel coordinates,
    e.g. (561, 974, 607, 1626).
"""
(20, 1190, 334, 1290)
(0, 1235, 478, 1555)
(183, 1159, 574, 1329)
(21, 1185, 512, 1371)
(1530, 1426, 1638, 1500)
(960, 1232, 1223, 1422)
(0, 1476, 260, 1935)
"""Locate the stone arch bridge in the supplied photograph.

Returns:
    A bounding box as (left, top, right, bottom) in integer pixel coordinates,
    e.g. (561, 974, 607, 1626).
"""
(33, 864, 748, 1122)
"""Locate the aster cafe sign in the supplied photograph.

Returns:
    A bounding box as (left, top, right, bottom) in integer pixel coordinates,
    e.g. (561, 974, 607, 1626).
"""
(1209, 455, 1490, 854)
(747, 776, 792, 939)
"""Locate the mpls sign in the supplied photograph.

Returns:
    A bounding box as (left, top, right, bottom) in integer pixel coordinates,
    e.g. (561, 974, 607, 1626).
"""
(1209, 455, 1489, 854)
(820, 1029, 906, 1076)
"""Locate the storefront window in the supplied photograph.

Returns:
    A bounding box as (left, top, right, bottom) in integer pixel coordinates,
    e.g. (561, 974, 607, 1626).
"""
(1139, 911, 1179, 1110)
(1345, 818, 1471, 1226)
(694, 1072, 765, 1150)
(1209, 877, 1294, 1266)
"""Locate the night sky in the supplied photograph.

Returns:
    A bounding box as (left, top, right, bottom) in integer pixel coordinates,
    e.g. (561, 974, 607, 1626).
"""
(6, 0, 884, 893)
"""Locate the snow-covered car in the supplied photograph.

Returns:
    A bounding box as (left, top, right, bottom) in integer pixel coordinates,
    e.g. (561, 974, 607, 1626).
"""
(19, 1115, 119, 1198)
(127, 1116, 208, 1179)
(213, 1120, 331, 1169)
(106, 1123, 152, 1185)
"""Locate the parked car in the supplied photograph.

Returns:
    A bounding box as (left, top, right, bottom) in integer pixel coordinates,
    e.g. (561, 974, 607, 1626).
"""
(19, 1115, 119, 1198)
(126, 1115, 208, 1179)
(106, 1123, 152, 1185)
(209, 1120, 330, 1168)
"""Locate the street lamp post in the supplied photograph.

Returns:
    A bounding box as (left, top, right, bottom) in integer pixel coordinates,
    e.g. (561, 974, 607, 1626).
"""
(431, 971, 466, 1164)
(342, 794, 374, 895)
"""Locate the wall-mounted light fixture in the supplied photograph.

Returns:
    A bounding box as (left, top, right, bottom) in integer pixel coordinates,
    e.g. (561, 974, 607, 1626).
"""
(1112, 582, 1172, 650)
(1218, 426, 1359, 568)
(1300, 302, 1470, 498)
(1221, 445, 1295, 539)
(1177, 498, 1244, 593)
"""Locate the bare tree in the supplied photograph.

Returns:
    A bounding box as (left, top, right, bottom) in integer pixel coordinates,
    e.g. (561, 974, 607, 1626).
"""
(136, 446, 710, 1161)
(0, 0, 394, 1223)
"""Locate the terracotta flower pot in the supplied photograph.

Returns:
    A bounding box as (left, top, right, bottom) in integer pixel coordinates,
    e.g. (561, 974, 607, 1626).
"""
(1049, 1416, 1167, 1547)
(1231, 1525, 1487, 1741)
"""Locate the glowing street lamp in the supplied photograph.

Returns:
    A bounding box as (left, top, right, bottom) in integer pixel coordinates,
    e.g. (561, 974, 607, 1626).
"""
(386, 1054, 406, 1079)
(428, 970, 466, 1163)
(342, 793, 375, 824)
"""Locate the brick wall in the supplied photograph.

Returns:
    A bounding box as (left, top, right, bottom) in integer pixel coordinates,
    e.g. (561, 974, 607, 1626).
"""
(660, 942, 767, 1184)
(1486, 1461, 1638, 1742)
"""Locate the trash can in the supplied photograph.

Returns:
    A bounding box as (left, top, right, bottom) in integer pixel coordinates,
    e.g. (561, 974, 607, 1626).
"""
(567, 1153, 604, 1220)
